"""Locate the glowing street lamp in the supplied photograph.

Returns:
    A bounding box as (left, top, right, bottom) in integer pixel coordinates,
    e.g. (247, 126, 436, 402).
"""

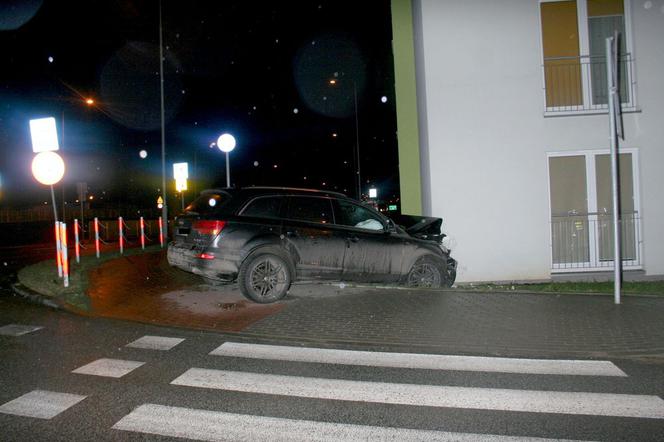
(29, 118, 64, 220)
(217, 133, 236, 188)
(32, 151, 65, 186)
(173, 162, 188, 210)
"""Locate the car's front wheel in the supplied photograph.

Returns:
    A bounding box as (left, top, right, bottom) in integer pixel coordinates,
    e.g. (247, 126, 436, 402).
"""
(406, 255, 446, 288)
(238, 248, 293, 303)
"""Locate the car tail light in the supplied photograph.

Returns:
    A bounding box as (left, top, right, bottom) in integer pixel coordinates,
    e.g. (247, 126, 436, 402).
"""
(198, 252, 215, 260)
(192, 220, 226, 236)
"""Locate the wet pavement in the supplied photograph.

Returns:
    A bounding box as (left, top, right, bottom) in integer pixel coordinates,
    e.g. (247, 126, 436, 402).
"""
(12, 250, 664, 362)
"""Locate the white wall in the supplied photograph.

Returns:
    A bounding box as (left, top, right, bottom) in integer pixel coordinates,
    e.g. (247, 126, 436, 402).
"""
(414, 0, 664, 282)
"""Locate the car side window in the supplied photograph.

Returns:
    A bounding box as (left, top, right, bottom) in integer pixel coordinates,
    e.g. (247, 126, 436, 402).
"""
(285, 196, 333, 224)
(240, 196, 283, 218)
(335, 200, 385, 231)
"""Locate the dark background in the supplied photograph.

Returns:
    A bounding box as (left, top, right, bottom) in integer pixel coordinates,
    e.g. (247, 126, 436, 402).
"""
(0, 0, 400, 214)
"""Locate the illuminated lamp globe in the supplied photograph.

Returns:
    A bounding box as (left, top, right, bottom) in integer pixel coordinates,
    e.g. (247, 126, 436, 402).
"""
(217, 134, 236, 153)
(31, 151, 65, 185)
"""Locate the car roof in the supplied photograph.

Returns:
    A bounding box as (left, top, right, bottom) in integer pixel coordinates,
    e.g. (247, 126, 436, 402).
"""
(200, 186, 351, 200)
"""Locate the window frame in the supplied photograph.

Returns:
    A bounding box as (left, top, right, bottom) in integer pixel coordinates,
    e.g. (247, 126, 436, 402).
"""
(538, 0, 637, 115)
(546, 147, 642, 272)
(237, 195, 286, 220)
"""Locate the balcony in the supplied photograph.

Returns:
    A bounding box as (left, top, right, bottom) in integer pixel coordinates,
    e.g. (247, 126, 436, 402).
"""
(542, 54, 637, 116)
(551, 211, 641, 272)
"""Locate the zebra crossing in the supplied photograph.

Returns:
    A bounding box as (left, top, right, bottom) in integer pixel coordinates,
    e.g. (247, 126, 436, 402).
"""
(2, 322, 664, 440)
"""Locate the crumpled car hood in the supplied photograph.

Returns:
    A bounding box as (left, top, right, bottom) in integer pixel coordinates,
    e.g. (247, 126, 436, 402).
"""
(389, 214, 445, 243)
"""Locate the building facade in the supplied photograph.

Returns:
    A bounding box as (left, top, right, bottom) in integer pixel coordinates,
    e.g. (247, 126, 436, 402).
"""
(408, 0, 664, 282)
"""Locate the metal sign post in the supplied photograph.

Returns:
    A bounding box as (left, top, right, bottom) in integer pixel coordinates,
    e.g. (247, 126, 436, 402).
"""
(606, 33, 624, 305)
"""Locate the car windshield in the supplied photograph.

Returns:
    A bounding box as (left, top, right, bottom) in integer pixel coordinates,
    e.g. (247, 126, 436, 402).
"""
(184, 192, 230, 215)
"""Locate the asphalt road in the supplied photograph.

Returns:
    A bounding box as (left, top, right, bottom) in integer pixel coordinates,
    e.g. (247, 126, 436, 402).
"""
(2, 293, 664, 441)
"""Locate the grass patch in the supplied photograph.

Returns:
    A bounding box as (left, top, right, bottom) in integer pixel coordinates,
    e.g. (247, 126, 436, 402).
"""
(17, 245, 163, 311)
(460, 280, 664, 295)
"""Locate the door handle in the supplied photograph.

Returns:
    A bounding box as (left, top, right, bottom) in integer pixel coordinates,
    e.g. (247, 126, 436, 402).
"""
(347, 235, 360, 243)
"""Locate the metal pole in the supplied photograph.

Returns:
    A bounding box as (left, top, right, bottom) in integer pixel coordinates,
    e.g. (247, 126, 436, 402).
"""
(352, 81, 361, 200)
(181, 192, 185, 210)
(50, 187, 62, 277)
(225, 151, 230, 188)
(50, 185, 59, 222)
(159, 0, 168, 242)
(606, 36, 622, 305)
(61, 110, 65, 221)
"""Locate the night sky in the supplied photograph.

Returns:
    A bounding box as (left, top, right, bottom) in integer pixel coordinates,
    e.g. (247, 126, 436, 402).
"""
(0, 0, 399, 212)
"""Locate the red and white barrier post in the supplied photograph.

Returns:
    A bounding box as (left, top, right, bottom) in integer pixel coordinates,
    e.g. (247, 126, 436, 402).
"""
(94, 217, 100, 258)
(118, 216, 124, 254)
(74, 219, 80, 263)
(158, 217, 164, 248)
(55, 221, 63, 277)
(140, 217, 145, 250)
(60, 222, 69, 288)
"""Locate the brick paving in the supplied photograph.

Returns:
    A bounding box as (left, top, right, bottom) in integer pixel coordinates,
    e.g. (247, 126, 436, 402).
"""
(244, 287, 664, 360)
(14, 250, 664, 360)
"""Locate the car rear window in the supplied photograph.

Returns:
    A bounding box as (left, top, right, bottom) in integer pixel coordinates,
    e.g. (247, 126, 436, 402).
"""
(240, 196, 283, 218)
(184, 192, 230, 215)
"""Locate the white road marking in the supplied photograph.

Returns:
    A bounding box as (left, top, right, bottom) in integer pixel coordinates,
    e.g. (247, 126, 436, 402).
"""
(72, 358, 145, 378)
(126, 335, 185, 351)
(112, 403, 586, 442)
(0, 324, 43, 336)
(172, 368, 664, 419)
(210, 342, 627, 377)
(0, 390, 86, 419)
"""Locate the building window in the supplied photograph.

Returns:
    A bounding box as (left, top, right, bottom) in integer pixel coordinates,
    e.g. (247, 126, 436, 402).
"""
(548, 149, 641, 271)
(540, 0, 634, 113)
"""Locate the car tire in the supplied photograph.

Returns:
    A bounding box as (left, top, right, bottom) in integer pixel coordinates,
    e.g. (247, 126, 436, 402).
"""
(238, 247, 293, 303)
(406, 255, 446, 288)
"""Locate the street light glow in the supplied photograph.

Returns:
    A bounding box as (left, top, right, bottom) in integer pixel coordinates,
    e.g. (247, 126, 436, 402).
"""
(85, 98, 95, 105)
(31, 151, 65, 185)
(217, 134, 236, 153)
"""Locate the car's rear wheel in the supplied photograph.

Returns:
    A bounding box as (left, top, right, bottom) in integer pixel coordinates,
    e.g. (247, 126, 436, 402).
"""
(238, 249, 292, 303)
(406, 255, 445, 288)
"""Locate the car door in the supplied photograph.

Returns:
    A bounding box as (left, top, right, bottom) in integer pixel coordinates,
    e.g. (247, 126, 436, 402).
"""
(333, 199, 406, 283)
(282, 196, 347, 280)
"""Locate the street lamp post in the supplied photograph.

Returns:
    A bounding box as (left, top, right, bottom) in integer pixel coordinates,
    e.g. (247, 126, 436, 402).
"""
(329, 77, 361, 199)
(159, 0, 168, 241)
(217, 133, 236, 188)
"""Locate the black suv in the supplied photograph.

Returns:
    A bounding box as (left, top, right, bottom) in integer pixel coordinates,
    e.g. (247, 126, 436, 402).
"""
(167, 187, 456, 303)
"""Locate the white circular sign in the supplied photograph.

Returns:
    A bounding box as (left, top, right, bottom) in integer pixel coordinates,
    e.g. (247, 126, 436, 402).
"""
(31, 151, 65, 185)
(217, 133, 236, 153)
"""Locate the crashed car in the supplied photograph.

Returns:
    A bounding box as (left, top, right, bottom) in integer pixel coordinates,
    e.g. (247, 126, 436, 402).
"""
(167, 187, 456, 303)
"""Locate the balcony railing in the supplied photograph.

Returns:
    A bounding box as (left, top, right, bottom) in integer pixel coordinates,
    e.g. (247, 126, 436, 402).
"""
(543, 54, 636, 114)
(551, 211, 641, 271)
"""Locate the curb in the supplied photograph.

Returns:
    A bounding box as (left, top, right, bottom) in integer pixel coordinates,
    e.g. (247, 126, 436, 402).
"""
(11, 283, 63, 310)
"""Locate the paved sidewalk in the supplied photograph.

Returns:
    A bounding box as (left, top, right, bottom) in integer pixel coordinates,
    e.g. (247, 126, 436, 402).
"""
(12, 250, 664, 361)
(249, 286, 664, 361)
